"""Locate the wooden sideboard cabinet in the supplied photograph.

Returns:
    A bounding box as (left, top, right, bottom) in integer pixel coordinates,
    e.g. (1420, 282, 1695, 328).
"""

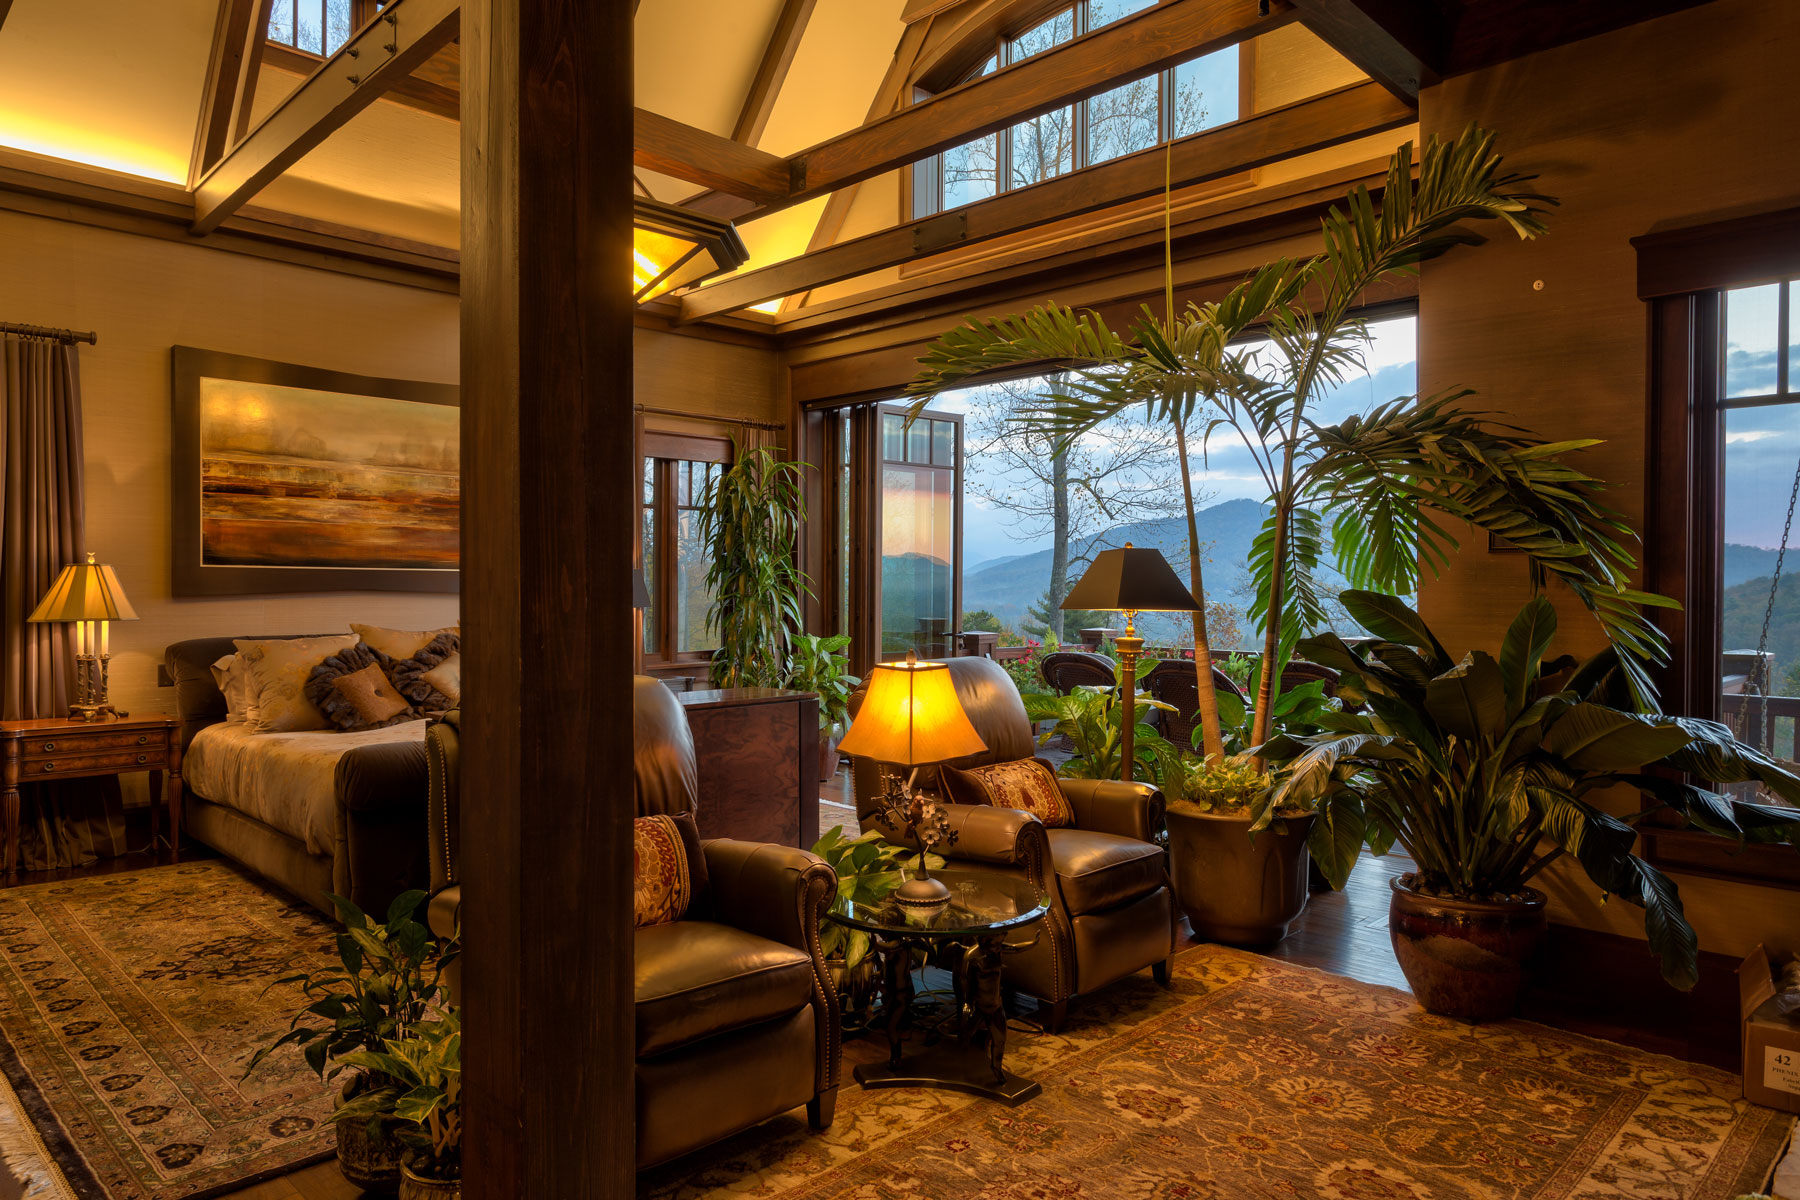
(677, 687, 819, 850)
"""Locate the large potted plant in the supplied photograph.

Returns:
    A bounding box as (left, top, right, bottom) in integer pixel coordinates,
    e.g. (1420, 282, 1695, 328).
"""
(247, 892, 454, 1193)
(699, 440, 812, 689)
(1260, 590, 1800, 1020)
(788, 632, 860, 781)
(1168, 677, 1336, 945)
(337, 1009, 461, 1199)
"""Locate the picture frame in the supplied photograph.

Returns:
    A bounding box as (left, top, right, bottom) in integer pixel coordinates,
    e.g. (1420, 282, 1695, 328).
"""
(171, 346, 460, 596)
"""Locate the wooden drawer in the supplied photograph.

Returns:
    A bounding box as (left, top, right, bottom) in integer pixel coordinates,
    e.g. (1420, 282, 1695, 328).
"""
(20, 730, 166, 760)
(22, 748, 169, 778)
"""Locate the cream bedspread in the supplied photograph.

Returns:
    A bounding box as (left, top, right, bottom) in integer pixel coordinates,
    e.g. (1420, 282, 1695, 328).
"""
(183, 720, 428, 856)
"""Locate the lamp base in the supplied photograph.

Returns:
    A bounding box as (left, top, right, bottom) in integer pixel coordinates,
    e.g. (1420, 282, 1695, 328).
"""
(66, 702, 119, 723)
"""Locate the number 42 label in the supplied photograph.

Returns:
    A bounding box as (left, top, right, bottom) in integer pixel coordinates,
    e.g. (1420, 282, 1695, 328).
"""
(1764, 1046, 1800, 1094)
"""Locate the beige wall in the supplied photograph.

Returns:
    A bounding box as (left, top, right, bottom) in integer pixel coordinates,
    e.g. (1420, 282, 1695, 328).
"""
(1417, 0, 1800, 957)
(0, 210, 462, 721)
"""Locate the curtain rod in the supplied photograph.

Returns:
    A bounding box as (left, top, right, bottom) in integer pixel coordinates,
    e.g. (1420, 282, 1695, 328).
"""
(0, 322, 97, 346)
(634, 403, 784, 431)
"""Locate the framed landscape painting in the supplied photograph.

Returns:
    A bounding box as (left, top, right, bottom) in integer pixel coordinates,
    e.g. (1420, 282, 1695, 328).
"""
(171, 347, 460, 595)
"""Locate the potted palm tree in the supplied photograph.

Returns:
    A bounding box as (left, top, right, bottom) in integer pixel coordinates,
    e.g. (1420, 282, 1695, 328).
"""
(1260, 590, 1800, 1019)
(904, 129, 1681, 947)
(698, 440, 811, 689)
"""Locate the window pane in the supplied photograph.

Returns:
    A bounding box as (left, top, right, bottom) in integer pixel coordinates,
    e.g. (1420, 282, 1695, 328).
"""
(1725, 283, 1782, 399)
(1007, 10, 1074, 62)
(676, 508, 719, 654)
(642, 503, 657, 655)
(1173, 48, 1240, 138)
(298, 0, 323, 53)
(882, 413, 906, 461)
(1791, 279, 1800, 390)
(1086, 76, 1160, 165)
(932, 420, 956, 467)
(1010, 107, 1073, 188)
(1085, 0, 1154, 30)
(1720, 401, 1800, 766)
(642, 456, 655, 503)
(269, 0, 294, 45)
(881, 465, 956, 657)
(907, 418, 932, 464)
(325, 0, 351, 53)
(941, 134, 999, 210)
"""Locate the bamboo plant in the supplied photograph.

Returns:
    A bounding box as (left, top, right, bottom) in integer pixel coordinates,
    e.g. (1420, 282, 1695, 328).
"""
(905, 127, 1672, 766)
(698, 440, 812, 689)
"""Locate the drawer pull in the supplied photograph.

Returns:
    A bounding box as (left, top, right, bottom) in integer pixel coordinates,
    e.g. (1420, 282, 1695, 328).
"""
(136, 735, 148, 745)
(137, 755, 148, 764)
(40, 742, 54, 752)
(40, 763, 53, 773)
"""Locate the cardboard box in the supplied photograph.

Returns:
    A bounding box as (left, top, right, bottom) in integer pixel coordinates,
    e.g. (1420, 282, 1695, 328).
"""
(1740, 945, 1800, 1113)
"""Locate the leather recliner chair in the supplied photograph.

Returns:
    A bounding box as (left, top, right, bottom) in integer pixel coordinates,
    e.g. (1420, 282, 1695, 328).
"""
(848, 656, 1175, 1031)
(426, 680, 842, 1169)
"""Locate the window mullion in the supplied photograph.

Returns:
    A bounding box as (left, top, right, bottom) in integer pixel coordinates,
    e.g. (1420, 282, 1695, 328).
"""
(1779, 280, 1791, 397)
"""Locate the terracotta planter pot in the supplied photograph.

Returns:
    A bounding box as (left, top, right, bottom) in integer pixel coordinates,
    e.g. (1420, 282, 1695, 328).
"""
(1388, 875, 1547, 1022)
(818, 734, 841, 783)
(1167, 808, 1314, 947)
(335, 1109, 403, 1195)
(399, 1163, 460, 1200)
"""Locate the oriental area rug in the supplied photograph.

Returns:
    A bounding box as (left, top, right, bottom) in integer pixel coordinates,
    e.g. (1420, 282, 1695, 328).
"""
(0, 862, 342, 1199)
(641, 943, 1795, 1200)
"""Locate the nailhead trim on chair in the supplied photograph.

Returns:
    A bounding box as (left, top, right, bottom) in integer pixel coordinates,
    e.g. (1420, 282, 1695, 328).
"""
(794, 859, 842, 1092)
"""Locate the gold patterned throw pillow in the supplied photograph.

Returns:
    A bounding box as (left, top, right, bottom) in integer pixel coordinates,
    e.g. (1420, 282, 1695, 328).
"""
(234, 635, 359, 733)
(941, 758, 1074, 828)
(633, 812, 706, 927)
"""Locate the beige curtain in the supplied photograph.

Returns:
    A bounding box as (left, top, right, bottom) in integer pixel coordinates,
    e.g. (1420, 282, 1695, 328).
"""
(1, 335, 127, 869)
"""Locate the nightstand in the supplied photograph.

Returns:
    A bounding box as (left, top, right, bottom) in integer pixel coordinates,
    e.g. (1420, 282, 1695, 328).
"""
(0, 715, 182, 870)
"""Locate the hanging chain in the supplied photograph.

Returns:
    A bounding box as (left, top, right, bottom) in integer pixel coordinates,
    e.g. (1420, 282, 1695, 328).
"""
(1739, 445, 1800, 740)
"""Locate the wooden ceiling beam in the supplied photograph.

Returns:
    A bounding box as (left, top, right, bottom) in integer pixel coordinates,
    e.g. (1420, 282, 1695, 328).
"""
(786, 0, 1297, 206)
(1288, 0, 1443, 101)
(192, 0, 459, 234)
(732, 0, 818, 147)
(633, 108, 793, 202)
(680, 80, 1412, 322)
(188, 0, 263, 186)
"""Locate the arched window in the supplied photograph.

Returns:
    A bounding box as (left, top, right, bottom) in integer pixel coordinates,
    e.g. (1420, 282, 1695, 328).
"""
(913, 0, 1241, 217)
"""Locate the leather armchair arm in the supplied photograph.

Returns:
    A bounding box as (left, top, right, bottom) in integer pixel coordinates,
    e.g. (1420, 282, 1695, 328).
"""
(335, 740, 430, 815)
(1059, 777, 1165, 843)
(700, 839, 835, 954)
(867, 803, 1047, 872)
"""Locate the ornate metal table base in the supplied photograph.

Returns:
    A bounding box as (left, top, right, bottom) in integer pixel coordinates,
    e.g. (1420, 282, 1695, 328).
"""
(853, 930, 1042, 1106)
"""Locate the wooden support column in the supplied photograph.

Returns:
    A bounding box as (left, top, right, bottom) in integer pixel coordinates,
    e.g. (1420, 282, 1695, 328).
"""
(461, 0, 634, 1194)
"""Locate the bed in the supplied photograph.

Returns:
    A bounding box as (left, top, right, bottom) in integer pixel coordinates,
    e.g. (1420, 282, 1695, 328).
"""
(164, 635, 433, 918)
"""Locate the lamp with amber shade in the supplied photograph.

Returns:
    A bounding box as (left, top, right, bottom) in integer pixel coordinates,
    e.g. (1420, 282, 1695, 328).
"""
(1061, 542, 1200, 782)
(837, 652, 987, 917)
(26, 552, 139, 722)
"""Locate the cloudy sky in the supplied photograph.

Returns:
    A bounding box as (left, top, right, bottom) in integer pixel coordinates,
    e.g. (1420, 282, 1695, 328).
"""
(1723, 282, 1800, 550)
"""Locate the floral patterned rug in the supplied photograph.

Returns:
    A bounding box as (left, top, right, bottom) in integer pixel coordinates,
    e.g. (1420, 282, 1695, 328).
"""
(640, 944, 1795, 1200)
(0, 862, 342, 1199)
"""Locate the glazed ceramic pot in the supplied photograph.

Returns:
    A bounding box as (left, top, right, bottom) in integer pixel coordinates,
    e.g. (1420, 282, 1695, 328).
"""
(1388, 874, 1547, 1021)
(335, 1110, 403, 1194)
(399, 1163, 460, 1200)
(818, 734, 842, 783)
(1167, 808, 1315, 947)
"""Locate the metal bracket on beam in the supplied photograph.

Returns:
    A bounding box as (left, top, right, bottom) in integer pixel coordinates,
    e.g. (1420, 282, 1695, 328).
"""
(913, 211, 968, 256)
(789, 156, 808, 193)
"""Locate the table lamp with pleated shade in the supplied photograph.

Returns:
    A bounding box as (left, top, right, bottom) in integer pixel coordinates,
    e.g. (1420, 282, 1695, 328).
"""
(27, 552, 138, 721)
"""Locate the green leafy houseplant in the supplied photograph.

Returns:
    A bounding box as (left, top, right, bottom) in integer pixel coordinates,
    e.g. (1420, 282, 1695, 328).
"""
(811, 826, 943, 1025)
(907, 127, 1670, 769)
(699, 441, 812, 689)
(787, 633, 860, 734)
(1259, 590, 1800, 988)
(337, 1009, 461, 1188)
(1023, 679, 1184, 797)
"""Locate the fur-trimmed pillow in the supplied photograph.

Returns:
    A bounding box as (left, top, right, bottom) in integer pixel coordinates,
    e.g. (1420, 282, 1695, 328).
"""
(390, 631, 461, 715)
(305, 643, 418, 732)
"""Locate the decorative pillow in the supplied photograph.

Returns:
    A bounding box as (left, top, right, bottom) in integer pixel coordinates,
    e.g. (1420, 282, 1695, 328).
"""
(633, 812, 707, 928)
(352, 621, 461, 661)
(234, 635, 359, 733)
(210, 654, 259, 725)
(390, 632, 461, 715)
(940, 758, 1074, 828)
(305, 643, 418, 731)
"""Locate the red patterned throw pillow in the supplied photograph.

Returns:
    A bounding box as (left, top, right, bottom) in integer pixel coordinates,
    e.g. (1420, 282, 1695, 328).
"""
(633, 812, 706, 927)
(940, 758, 1074, 828)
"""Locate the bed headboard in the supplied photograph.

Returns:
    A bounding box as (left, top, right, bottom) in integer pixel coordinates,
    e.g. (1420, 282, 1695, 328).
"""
(163, 634, 335, 753)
